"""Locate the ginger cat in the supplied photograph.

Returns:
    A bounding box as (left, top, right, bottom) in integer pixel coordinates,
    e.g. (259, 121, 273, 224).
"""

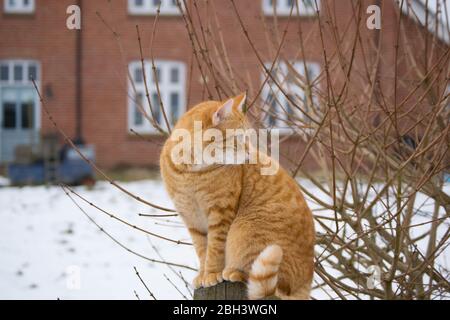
(160, 93, 315, 299)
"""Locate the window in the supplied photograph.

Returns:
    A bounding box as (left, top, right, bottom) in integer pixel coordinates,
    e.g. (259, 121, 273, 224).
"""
(0, 60, 40, 131)
(261, 60, 320, 133)
(262, 0, 317, 16)
(0, 60, 39, 85)
(0, 60, 40, 162)
(128, 0, 181, 15)
(4, 0, 35, 14)
(128, 60, 186, 133)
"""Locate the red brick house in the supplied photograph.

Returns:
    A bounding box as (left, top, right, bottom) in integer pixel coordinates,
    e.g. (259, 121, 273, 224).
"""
(0, 0, 448, 170)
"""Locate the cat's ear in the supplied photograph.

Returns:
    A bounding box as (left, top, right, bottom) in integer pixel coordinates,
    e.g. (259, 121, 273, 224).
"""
(212, 98, 234, 125)
(235, 92, 247, 114)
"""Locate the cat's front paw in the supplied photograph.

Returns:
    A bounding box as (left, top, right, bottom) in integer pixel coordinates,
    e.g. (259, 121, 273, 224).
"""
(222, 268, 247, 283)
(193, 272, 204, 289)
(202, 272, 223, 288)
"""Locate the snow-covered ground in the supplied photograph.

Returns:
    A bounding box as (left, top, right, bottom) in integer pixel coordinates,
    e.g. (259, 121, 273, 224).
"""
(0, 177, 448, 299)
(0, 179, 197, 300)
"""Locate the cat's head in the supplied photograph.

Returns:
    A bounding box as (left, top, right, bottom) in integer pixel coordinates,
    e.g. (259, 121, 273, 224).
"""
(174, 92, 250, 133)
(210, 92, 249, 131)
(167, 93, 251, 171)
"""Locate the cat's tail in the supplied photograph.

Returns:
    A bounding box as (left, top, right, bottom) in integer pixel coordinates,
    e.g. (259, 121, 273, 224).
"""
(247, 244, 283, 300)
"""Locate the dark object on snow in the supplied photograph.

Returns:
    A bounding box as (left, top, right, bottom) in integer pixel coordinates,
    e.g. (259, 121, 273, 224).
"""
(7, 143, 95, 186)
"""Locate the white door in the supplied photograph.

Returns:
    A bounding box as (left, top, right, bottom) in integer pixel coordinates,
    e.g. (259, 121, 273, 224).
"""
(0, 86, 39, 162)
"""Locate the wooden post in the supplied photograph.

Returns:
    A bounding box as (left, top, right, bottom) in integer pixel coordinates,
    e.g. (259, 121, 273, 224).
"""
(193, 281, 280, 300)
(194, 281, 247, 300)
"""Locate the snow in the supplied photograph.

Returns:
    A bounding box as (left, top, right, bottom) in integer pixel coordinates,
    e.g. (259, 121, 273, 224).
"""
(0, 176, 10, 187)
(0, 179, 197, 300)
(0, 177, 448, 299)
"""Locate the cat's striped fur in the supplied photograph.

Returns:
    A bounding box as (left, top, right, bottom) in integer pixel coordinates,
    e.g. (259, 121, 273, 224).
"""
(160, 93, 315, 299)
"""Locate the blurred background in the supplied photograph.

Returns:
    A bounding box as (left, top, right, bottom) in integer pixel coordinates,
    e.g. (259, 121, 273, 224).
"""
(0, 0, 449, 300)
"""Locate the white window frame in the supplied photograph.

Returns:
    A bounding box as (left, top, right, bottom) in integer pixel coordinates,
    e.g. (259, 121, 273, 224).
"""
(262, 0, 317, 16)
(3, 0, 35, 14)
(0, 59, 41, 130)
(128, 60, 186, 134)
(0, 59, 41, 162)
(128, 0, 181, 16)
(260, 60, 320, 135)
(0, 59, 40, 85)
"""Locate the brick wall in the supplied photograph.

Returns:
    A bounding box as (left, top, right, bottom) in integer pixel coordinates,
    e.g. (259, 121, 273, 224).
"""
(1, 0, 447, 171)
(0, 0, 78, 141)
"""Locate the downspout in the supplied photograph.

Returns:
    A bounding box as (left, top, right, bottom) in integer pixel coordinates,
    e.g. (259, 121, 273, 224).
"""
(75, 0, 83, 144)
(373, 0, 382, 115)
